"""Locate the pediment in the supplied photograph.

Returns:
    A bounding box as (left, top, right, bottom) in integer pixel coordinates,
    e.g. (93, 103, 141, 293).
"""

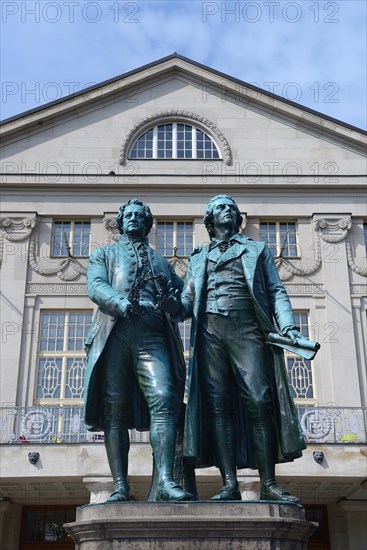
(0, 54, 366, 179)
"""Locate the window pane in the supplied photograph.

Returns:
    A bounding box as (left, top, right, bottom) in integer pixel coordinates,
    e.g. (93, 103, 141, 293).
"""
(260, 223, 277, 256)
(294, 311, 309, 338)
(129, 127, 154, 158)
(52, 222, 70, 256)
(73, 222, 90, 256)
(36, 357, 62, 399)
(40, 312, 65, 352)
(37, 310, 92, 402)
(287, 357, 313, 399)
(176, 222, 193, 256)
(157, 124, 173, 158)
(177, 124, 192, 158)
(65, 357, 86, 398)
(68, 311, 93, 351)
(157, 222, 174, 256)
(280, 222, 298, 256)
(129, 124, 220, 160)
(179, 319, 191, 354)
(196, 129, 219, 159)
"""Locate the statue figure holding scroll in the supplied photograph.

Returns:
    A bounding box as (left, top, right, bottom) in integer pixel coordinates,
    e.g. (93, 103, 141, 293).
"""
(181, 195, 319, 502)
(84, 199, 191, 502)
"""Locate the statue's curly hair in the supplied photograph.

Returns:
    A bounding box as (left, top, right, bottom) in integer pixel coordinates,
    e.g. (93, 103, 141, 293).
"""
(203, 194, 243, 238)
(115, 198, 153, 236)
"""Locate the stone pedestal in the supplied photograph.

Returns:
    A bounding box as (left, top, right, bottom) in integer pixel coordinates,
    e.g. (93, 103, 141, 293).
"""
(65, 501, 317, 549)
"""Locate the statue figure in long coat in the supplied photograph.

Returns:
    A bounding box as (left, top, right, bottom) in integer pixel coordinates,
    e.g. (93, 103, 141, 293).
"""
(181, 195, 317, 502)
(84, 199, 191, 502)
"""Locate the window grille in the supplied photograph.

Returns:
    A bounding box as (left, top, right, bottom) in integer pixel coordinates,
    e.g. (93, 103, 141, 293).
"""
(156, 221, 194, 257)
(260, 221, 299, 257)
(52, 221, 90, 257)
(21, 505, 76, 544)
(129, 123, 220, 160)
(286, 311, 315, 401)
(36, 311, 93, 403)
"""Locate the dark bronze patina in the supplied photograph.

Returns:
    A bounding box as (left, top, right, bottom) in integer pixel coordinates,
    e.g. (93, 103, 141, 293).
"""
(181, 195, 319, 502)
(84, 199, 192, 502)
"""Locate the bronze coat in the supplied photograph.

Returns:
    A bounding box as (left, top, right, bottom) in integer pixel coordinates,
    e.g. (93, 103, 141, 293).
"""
(181, 234, 306, 468)
(84, 234, 185, 431)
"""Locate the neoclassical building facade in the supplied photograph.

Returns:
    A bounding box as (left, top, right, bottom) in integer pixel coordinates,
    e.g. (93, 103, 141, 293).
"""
(0, 54, 366, 550)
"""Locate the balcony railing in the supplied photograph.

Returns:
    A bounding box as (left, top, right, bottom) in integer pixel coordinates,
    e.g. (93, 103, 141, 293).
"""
(0, 405, 366, 445)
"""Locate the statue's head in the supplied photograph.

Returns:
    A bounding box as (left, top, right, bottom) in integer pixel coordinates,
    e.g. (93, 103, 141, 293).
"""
(116, 198, 153, 238)
(204, 194, 243, 238)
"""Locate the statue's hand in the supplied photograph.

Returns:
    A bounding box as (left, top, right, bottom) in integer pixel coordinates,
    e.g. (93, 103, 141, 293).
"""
(117, 297, 132, 318)
(159, 289, 182, 316)
(284, 328, 303, 344)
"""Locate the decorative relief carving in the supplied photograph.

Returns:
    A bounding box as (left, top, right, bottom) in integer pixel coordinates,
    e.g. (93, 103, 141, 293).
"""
(276, 230, 322, 282)
(277, 217, 366, 280)
(103, 218, 120, 243)
(119, 110, 232, 166)
(284, 284, 324, 295)
(28, 235, 87, 281)
(0, 216, 37, 266)
(350, 284, 367, 295)
(315, 218, 351, 243)
(26, 283, 87, 295)
(315, 217, 366, 277)
(346, 239, 367, 277)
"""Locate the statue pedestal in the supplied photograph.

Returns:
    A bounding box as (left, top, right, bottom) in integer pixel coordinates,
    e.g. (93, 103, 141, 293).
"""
(65, 501, 316, 549)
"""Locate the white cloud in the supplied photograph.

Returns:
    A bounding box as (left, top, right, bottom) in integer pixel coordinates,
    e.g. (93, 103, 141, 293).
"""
(1, 0, 366, 128)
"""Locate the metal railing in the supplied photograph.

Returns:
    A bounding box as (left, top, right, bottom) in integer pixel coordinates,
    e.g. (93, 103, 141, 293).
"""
(0, 405, 366, 445)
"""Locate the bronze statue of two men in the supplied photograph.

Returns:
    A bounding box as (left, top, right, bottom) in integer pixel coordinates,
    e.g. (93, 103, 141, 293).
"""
(85, 195, 313, 503)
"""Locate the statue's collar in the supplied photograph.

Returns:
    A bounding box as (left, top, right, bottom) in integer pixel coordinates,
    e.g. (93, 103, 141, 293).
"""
(120, 234, 148, 247)
(209, 232, 246, 250)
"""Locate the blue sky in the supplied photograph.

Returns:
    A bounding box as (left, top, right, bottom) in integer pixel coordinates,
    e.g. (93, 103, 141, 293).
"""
(1, 0, 366, 129)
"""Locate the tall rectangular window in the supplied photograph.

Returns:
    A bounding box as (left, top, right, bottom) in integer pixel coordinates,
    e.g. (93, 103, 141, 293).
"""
(364, 222, 367, 254)
(156, 221, 194, 257)
(260, 221, 299, 257)
(52, 221, 91, 257)
(286, 311, 314, 401)
(36, 311, 93, 402)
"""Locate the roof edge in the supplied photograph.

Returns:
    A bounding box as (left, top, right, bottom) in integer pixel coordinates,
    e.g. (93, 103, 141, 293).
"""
(0, 53, 366, 136)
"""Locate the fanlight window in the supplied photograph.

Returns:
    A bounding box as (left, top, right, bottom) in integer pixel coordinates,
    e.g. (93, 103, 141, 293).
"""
(129, 123, 220, 160)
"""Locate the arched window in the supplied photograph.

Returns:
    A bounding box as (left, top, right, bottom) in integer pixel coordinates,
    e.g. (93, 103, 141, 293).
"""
(129, 123, 221, 160)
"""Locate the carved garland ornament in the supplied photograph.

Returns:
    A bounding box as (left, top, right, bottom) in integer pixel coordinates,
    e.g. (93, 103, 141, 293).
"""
(119, 110, 232, 166)
(277, 217, 366, 281)
(1, 216, 365, 281)
(0, 216, 87, 281)
(28, 234, 87, 281)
